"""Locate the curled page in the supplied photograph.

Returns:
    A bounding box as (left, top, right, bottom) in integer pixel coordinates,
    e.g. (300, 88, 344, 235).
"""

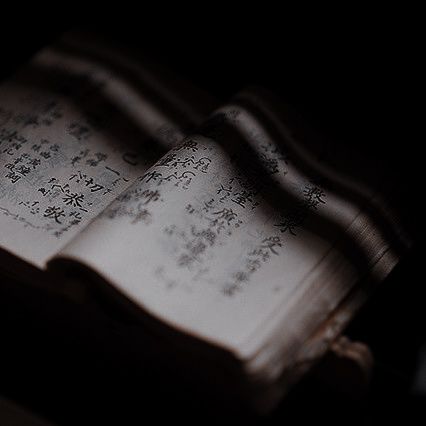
(56, 90, 408, 385)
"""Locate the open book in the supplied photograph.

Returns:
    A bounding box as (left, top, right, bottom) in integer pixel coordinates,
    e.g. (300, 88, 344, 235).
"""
(0, 33, 411, 411)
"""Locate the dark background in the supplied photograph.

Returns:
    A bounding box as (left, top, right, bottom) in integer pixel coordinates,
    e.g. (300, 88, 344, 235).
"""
(0, 10, 424, 425)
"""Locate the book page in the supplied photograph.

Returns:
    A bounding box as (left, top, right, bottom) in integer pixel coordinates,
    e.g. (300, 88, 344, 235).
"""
(57, 93, 399, 361)
(0, 34, 213, 269)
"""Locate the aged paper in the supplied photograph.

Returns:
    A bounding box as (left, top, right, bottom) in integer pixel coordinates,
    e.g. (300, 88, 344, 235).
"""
(0, 37, 207, 267)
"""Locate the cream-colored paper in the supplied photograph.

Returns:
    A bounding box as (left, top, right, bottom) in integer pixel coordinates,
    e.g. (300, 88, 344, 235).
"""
(0, 36, 209, 268)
